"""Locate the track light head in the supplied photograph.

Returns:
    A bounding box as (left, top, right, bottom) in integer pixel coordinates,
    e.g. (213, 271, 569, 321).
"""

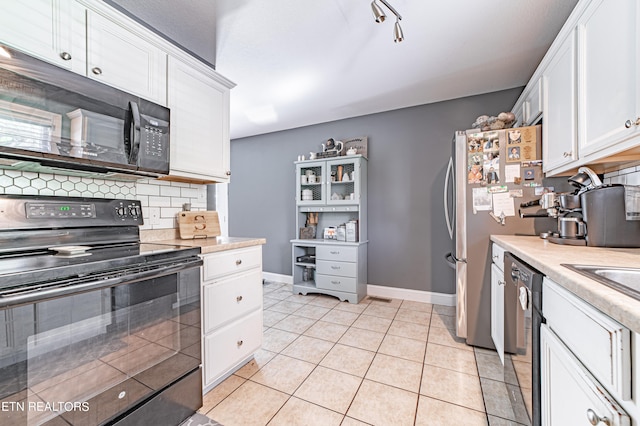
(393, 19, 404, 43)
(371, 0, 386, 23)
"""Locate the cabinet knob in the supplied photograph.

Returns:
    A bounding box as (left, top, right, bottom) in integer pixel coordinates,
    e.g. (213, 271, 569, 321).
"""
(235, 259, 242, 266)
(624, 118, 640, 128)
(226, 171, 231, 176)
(586, 409, 610, 425)
(60, 51, 71, 61)
(91, 67, 102, 75)
(498, 280, 505, 286)
(492, 255, 499, 261)
(236, 295, 243, 302)
(237, 340, 244, 347)
(562, 151, 572, 158)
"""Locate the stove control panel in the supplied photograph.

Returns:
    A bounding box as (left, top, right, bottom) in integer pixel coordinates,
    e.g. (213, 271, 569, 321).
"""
(26, 202, 96, 219)
(20, 198, 144, 226)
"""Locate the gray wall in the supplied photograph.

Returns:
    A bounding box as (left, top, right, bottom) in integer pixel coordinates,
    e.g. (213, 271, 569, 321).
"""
(229, 87, 523, 294)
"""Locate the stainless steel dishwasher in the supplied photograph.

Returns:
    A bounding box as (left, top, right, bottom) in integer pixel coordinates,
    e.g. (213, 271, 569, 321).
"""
(505, 252, 544, 426)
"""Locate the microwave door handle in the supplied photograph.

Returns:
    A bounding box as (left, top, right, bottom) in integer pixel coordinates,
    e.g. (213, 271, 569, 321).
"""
(127, 101, 141, 164)
(444, 156, 454, 239)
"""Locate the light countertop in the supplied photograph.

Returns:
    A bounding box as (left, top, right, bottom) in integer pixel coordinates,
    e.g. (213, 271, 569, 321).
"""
(140, 229, 265, 254)
(491, 235, 640, 334)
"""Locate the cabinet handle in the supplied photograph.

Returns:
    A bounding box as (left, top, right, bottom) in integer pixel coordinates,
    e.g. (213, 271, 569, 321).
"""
(331, 266, 340, 270)
(60, 51, 71, 61)
(624, 118, 640, 128)
(330, 251, 339, 255)
(237, 340, 244, 347)
(236, 259, 242, 266)
(562, 151, 572, 158)
(91, 67, 102, 75)
(498, 280, 505, 286)
(331, 280, 340, 285)
(236, 295, 243, 302)
(586, 409, 610, 425)
(492, 255, 499, 261)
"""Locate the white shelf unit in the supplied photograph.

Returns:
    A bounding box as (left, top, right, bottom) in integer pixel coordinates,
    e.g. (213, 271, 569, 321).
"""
(291, 155, 367, 303)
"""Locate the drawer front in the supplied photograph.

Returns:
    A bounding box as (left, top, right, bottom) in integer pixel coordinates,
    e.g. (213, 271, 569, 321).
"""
(316, 245, 357, 262)
(203, 269, 263, 333)
(203, 246, 262, 282)
(316, 274, 357, 293)
(492, 243, 506, 270)
(203, 309, 263, 386)
(543, 278, 631, 400)
(316, 260, 357, 278)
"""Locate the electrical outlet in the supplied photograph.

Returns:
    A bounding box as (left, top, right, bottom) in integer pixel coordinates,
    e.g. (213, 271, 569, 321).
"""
(148, 207, 160, 226)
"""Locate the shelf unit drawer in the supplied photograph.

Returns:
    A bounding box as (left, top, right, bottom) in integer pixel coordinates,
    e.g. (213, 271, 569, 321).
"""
(202, 246, 262, 282)
(316, 245, 357, 262)
(203, 268, 262, 333)
(316, 274, 357, 293)
(316, 260, 356, 278)
(543, 278, 631, 400)
(203, 309, 262, 385)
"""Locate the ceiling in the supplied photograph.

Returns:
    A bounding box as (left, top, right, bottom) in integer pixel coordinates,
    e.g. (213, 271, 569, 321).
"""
(110, 0, 579, 140)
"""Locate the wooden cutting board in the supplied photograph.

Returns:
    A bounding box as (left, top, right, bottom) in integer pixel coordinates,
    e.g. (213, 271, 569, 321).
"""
(177, 211, 221, 239)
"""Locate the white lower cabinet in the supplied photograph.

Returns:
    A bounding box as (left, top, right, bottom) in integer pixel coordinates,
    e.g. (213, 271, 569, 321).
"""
(542, 277, 634, 425)
(201, 245, 263, 391)
(541, 325, 630, 426)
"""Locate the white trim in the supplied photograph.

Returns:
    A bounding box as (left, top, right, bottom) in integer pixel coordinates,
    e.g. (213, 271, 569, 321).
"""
(262, 272, 293, 285)
(367, 284, 455, 306)
(259, 275, 455, 305)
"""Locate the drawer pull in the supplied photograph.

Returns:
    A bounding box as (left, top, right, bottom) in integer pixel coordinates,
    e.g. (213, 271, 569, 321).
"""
(330, 251, 339, 255)
(586, 409, 610, 425)
(236, 259, 242, 266)
(331, 280, 340, 285)
(331, 266, 341, 270)
(624, 118, 640, 128)
(562, 151, 572, 158)
(236, 295, 243, 303)
(237, 340, 244, 347)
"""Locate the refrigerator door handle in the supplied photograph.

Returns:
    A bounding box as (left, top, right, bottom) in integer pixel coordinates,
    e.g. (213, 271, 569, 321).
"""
(444, 252, 456, 269)
(444, 156, 454, 239)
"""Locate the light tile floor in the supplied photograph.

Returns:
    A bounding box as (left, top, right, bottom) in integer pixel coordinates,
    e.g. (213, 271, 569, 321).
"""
(199, 282, 530, 426)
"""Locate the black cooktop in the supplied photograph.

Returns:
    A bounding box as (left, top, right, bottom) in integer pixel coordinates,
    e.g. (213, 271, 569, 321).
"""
(0, 242, 201, 290)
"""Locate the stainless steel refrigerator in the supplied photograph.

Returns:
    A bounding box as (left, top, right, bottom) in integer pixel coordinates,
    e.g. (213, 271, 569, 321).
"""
(443, 126, 562, 349)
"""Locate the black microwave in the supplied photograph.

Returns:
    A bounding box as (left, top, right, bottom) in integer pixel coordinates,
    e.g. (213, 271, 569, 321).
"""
(0, 47, 170, 177)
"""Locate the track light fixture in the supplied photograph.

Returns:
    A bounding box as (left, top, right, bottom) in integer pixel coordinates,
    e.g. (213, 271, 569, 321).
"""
(371, 0, 404, 42)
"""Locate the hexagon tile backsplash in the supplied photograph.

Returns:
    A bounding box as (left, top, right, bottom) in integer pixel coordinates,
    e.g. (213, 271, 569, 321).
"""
(0, 169, 207, 230)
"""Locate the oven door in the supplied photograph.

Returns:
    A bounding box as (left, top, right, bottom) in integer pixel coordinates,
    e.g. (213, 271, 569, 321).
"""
(0, 263, 201, 425)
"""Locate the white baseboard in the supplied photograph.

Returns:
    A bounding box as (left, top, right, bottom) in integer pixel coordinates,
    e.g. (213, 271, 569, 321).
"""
(261, 274, 454, 305)
(367, 284, 455, 306)
(262, 272, 293, 285)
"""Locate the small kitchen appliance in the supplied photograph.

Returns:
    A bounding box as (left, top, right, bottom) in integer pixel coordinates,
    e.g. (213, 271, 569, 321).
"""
(581, 184, 640, 247)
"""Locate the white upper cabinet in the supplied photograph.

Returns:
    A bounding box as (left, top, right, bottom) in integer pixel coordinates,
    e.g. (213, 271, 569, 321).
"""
(0, 0, 82, 71)
(577, 0, 640, 157)
(543, 31, 578, 173)
(167, 56, 231, 183)
(85, 10, 167, 105)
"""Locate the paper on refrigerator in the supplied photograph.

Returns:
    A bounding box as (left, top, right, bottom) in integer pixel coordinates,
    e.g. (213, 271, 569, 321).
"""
(472, 187, 492, 213)
(492, 192, 515, 217)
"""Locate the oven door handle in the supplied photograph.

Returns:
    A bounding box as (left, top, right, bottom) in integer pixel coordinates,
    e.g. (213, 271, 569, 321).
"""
(0, 258, 203, 309)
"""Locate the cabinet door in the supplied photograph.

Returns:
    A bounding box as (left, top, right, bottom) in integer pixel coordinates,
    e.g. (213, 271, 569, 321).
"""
(326, 157, 361, 204)
(86, 10, 167, 105)
(543, 30, 578, 173)
(540, 325, 630, 426)
(296, 161, 326, 205)
(491, 263, 505, 365)
(0, 0, 79, 70)
(578, 0, 640, 157)
(167, 56, 230, 182)
(523, 78, 542, 125)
